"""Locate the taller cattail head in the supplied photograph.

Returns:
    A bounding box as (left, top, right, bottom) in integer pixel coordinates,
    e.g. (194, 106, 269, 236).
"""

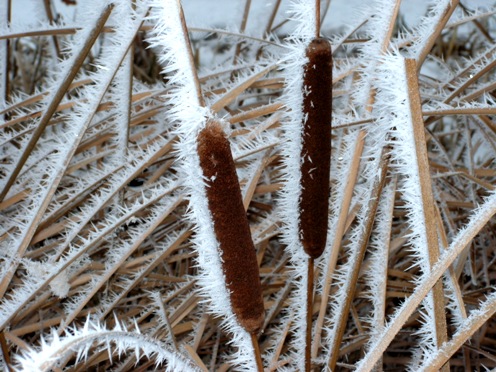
(299, 37, 333, 259)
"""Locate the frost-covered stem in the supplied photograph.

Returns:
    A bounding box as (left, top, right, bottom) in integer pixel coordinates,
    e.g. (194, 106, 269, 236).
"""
(175, 0, 204, 106)
(115, 49, 133, 163)
(305, 257, 314, 372)
(153, 293, 178, 351)
(16, 326, 200, 372)
(380, 0, 401, 53)
(41, 0, 61, 58)
(0, 4, 113, 204)
(356, 191, 496, 371)
(416, 0, 459, 70)
(251, 333, 263, 372)
(366, 177, 396, 372)
(312, 130, 365, 358)
(327, 150, 389, 371)
(315, 0, 320, 38)
(233, 0, 252, 65)
(0, 5, 114, 300)
(57, 197, 183, 333)
(0, 0, 11, 109)
(405, 58, 449, 359)
(421, 292, 496, 371)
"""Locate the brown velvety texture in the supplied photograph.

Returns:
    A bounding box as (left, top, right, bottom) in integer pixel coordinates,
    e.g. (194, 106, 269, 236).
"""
(197, 121, 265, 334)
(299, 38, 332, 259)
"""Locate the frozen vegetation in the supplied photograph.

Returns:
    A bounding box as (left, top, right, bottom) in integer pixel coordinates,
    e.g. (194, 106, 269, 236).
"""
(0, 0, 496, 371)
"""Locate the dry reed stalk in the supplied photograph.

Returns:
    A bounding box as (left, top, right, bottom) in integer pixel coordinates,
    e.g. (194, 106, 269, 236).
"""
(327, 150, 390, 371)
(357, 194, 496, 371)
(422, 292, 496, 370)
(0, 332, 11, 372)
(0, 4, 114, 203)
(313, 130, 365, 358)
(405, 58, 449, 365)
(416, 0, 460, 70)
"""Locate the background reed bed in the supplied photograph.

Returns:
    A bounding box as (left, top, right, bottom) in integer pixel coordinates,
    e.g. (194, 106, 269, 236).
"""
(0, 0, 496, 371)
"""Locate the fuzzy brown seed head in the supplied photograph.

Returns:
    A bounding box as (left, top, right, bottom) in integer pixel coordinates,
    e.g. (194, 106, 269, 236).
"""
(299, 37, 333, 259)
(197, 120, 265, 334)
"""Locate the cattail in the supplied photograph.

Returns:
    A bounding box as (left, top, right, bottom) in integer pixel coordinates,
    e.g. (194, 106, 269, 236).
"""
(197, 120, 265, 334)
(299, 37, 333, 259)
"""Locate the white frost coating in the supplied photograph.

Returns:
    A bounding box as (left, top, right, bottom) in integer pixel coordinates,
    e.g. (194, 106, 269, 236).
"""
(351, 0, 400, 108)
(356, 189, 496, 372)
(0, 0, 148, 299)
(405, 0, 455, 60)
(287, 0, 317, 42)
(15, 318, 200, 372)
(323, 108, 389, 365)
(418, 291, 496, 370)
(374, 54, 438, 369)
(0, 1, 8, 108)
(365, 180, 395, 349)
(276, 0, 320, 369)
(146, 1, 258, 370)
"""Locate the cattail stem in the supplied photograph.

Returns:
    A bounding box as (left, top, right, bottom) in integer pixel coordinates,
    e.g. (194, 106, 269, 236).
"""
(305, 257, 315, 372)
(197, 120, 265, 334)
(315, 0, 321, 38)
(251, 332, 264, 372)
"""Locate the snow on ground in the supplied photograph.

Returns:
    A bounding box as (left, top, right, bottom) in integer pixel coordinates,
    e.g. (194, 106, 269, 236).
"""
(10, 0, 495, 32)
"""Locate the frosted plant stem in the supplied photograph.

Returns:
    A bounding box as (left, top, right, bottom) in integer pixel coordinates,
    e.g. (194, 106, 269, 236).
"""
(305, 257, 314, 372)
(416, 0, 459, 71)
(405, 58, 449, 368)
(41, 0, 61, 58)
(0, 5, 114, 301)
(0, 0, 11, 109)
(327, 149, 389, 371)
(421, 292, 496, 371)
(315, 0, 320, 38)
(232, 0, 252, 66)
(174, 0, 204, 106)
(0, 4, 113, 203)
(251, 333, 263, 372)
(356, 191, 496, 371)
(312, 130, 365, 358)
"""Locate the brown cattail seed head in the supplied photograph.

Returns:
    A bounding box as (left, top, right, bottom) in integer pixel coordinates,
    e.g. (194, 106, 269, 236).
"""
(299, 38, 333, 259)
(197, 120, 265, 334)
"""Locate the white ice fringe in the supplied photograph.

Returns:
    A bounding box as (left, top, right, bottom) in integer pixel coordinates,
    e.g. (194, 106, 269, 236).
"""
(364, 180, 396, 349)
(356, 189, 496, 371)
(374, 54, 439, 368)
(405, 0, 456, 61)
(146, 1, 259, 370)
(351, 0, 400, 111)
(418, 290, 496, 370)
(0, 0, 147, 298)
(286, 0, 317, 42)
(322, 112, 389, 364)
(275, 7, 311, 371)
(15, 317, 199, 372)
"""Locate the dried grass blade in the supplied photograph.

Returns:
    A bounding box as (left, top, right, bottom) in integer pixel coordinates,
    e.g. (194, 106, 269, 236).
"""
(405, 58, 449, 357)
(0, 4, 113, 202)
(356, 191, 496, 371)
(327, 150, 389, 371)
